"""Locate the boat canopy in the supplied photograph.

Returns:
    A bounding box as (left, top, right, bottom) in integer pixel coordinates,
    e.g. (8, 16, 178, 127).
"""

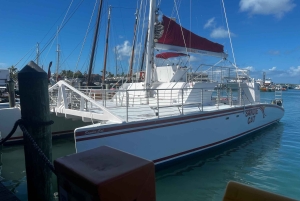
(155, 52, 188, 59)
(155, 15, 227, 58)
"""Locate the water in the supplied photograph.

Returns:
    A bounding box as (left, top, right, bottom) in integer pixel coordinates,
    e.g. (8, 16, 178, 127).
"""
(1, 90, 299, 200)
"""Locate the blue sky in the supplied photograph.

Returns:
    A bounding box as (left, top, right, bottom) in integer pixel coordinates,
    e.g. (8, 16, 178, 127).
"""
(1, 0, 299, 84)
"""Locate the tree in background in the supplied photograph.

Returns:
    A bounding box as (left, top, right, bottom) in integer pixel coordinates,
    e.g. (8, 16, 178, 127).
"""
(8, 65, 18, 81)
(73, 70, 84, 78)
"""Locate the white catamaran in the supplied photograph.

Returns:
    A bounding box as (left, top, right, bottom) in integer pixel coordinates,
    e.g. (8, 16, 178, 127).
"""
(1, 0, 284, 167)
(68, 0, 284, 165)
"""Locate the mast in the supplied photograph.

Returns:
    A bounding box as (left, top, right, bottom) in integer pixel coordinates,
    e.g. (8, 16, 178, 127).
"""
(56, 27, 60, 82)
(36, 42, 40, 66)
(56, 44, 60, 82)
(102, 5, 111, 88)
(128, 8, 139, 82)
(87, 0, 103, 86)
(144, 0, 156, 90)
(115, 46, 118, 76)
(140, 31, 148, 71)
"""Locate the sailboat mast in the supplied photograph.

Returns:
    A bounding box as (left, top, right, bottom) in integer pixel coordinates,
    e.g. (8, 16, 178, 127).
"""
(140, 31, 148, 71)
(87, 0, 103, 86)
(128, 8, 139, 82)
(115, 46, 118, 76)
(56, 27, 60, 82)
(144, 0, 156, 90)
(36, 42, 40, 66)
(56, 44, 60, 82)
(102, 5, 111, 88)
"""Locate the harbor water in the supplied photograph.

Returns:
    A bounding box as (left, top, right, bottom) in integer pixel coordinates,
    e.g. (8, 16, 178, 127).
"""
(0, 90, 299, 201)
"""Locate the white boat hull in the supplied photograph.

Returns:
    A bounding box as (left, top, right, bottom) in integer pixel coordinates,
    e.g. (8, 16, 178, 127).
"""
(75, 104, 284, 165)
(0, 107, 90, 144)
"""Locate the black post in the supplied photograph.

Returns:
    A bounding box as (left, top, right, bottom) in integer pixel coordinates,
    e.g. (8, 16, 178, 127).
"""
(18, 61, 52, 201)
(87, 0, 103, 86)
(7, 79, 15, 107)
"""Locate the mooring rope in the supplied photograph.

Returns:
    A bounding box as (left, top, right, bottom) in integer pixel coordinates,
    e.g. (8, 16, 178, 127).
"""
(0, 119, 56, 175)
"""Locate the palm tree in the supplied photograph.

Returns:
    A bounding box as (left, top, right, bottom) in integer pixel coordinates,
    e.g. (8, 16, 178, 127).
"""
(8, 65, 18, 81)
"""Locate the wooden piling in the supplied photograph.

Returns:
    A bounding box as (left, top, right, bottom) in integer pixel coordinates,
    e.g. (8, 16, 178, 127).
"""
(18, 61, 52, 201)
(7, 79, 15, 108)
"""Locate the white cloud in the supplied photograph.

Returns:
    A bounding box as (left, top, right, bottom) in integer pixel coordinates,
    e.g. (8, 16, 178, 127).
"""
(269, 67, 277, 71)
(244, 66, 255, 71)
(287, 66, 300, 76)
(119, 35, 124, 39)
(268, 50, 280, 55)
(115, 40, 132, 60)
(210, 27, 235, 39)
(239, 0, 296, 18)
(0, 63, 7, 68)
(204, 17, 216, 29)
(189, 55, 200, 62)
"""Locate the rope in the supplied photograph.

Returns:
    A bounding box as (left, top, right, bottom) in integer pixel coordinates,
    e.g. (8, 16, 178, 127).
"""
(0, 119, 23, 145)
(19, 124, 56, 175)
(73, 0, 98, 79)
(0, 119, 56, 175)
(136, 0, 148, 72)
(45, 0, 74, 60)
(221, 0, 241, 104)
(173, 0, 188, 55)
(221, 0, 236, 68)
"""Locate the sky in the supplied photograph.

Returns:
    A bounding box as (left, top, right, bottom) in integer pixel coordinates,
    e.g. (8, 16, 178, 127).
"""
(1, 0, 300, 84)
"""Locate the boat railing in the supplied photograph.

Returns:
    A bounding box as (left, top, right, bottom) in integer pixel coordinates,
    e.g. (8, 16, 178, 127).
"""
(49, 81, 258, 123)
(191, 64, 250, 83)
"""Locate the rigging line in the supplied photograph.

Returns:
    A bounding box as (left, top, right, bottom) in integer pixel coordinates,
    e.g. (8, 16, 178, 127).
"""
(221, 0, 240, 88)
(28, 0, 75, 66)
(44, 0, 74, 60)
(160, 2, 176, 45)
(21, 48, 37, 68)
(14, 45, 35, 67)
(158, 0, 181, 47)
(173, 0, 188, 55)
(133, 0, 144, 75)
(73, 0, 98, 79)
(39, 0, 85, 58)
(189, 0, 191, 69)
(221, 0, 236, 67)
(69, 8, 108, 76)
(136, 0, 147, 71)
(157, 0, 162, 8)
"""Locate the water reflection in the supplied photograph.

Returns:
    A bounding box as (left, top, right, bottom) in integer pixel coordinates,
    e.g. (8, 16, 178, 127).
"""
(0, 137, 76, 200)
(156, 123, 286, 201)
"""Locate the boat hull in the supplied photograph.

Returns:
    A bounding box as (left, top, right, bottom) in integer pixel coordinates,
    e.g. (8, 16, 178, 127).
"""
(0, 107, 90, 144)
(75, 104, 284, 165)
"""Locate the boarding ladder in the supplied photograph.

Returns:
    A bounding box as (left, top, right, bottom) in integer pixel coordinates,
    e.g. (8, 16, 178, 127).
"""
(48, 81, 124, 123)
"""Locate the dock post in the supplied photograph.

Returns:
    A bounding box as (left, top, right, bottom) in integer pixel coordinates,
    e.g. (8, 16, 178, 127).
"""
(18, 61, 52, 201)
(7, 79, 15, 107)
(54, 146, 156, 201)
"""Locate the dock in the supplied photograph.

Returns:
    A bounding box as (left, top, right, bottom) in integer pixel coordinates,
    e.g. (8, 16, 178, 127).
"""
(0, 182, 20, 201)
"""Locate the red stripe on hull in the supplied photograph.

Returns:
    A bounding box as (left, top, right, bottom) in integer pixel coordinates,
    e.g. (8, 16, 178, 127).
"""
(75, 106, 245, 136)
(76, 104, 283, 142)
(76, 110, 240, 142)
